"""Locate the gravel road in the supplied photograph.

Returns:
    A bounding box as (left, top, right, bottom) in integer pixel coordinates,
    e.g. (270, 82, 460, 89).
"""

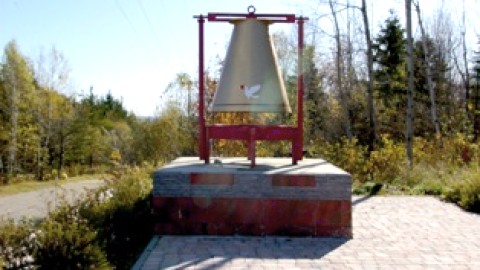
(0, 180, 104, 222)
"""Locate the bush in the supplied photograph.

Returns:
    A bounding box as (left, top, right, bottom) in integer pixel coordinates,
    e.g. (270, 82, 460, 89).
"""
(311, 136, 409, 183)
(310, 137, 368, 182)
(395, 163, 449, 194)
(0, 168, 154, 269)
(0, 220, 37, 269)
(414, 134, 480, 166)
(60, 172, 69, 180)
(366, 135, 406, 183)
(77, 170, 153, 268)
(34, 217, 109, 270)
(310, 135, 480, 213)
(441, 166, 480, 212)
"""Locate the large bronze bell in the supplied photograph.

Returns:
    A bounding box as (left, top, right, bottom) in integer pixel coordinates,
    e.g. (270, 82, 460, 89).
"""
(209, 19, 291, 113)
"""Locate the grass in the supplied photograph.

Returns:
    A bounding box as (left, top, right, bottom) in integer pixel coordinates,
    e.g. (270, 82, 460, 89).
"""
(353, 163, 480, 213)
(0, 174, 109, 197)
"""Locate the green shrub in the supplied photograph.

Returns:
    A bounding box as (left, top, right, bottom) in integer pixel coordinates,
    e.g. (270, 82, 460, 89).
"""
(67, 164, 83, 177)
(38, 169, 153, 269)
(0, 220, 37, 269)
(414, 134, 480, 166)
(76, 169, 153, 269)
(396, 163, 480, 213)
(441, 166, 480, 212)
(395, 164, 447, 194)
(0, 168, 154, 269)
(411, 182, 444, 196)
(34, 217, 109, 270)
(311, 137, 368, 182)
(366, 135, 406, 183)
(310, 134, 480, 213)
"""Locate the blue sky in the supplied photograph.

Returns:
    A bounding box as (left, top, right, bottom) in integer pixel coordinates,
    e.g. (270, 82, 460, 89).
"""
(1, 0, 478, 116)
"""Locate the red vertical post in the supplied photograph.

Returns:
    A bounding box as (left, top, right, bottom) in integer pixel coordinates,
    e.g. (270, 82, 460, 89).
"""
(295, 17, 305, 164)
(197, 15, 208, 163)
(248, 127, 256, 168)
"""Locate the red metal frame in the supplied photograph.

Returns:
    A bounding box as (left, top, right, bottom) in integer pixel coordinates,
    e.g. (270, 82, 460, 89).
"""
(194, 8, 307, 167)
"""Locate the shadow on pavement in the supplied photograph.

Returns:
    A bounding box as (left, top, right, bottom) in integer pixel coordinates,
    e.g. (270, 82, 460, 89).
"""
(352, 195, 373, 206)
(151, 235, 350, 269)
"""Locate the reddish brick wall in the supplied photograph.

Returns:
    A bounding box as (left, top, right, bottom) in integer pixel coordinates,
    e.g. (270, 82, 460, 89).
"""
(190, 173, 234, 185)
(153, 158, 352, 237)
(271, 175, 316, 187)
(153, 197, 351, 237)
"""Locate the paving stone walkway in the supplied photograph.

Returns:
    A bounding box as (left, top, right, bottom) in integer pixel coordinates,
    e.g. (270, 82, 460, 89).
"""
(0, 180, 104, 222)
(135, 196, 480, 269)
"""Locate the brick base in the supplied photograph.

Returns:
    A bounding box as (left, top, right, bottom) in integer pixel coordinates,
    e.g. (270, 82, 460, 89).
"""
(153, 157, 352, 237)
(153, 197, 351, 237)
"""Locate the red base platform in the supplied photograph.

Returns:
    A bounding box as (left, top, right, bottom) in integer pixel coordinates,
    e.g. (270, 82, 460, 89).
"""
(152, 157, 352, 237)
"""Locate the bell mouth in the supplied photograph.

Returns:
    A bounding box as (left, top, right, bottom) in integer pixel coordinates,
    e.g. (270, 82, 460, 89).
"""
(208, 104, 292, 113)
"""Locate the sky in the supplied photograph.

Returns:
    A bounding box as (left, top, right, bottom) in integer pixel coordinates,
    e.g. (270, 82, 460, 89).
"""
(1, 0, 478, 116)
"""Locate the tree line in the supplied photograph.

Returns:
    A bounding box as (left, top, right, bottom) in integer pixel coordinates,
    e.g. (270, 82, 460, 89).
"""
(1, 0, 480, 182)
(0, 41, 194, 182)
(165, 0, 480, 165)
(288, 0, 480, 163)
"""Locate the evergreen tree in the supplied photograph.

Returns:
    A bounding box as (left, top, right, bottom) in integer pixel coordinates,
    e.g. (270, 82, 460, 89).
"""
(413, 37, 450, 135)
(373, 12, 407, 103)
(304, 46, 327, 141)
(373, 12, 407, 138)
(471, 39, 480, 141)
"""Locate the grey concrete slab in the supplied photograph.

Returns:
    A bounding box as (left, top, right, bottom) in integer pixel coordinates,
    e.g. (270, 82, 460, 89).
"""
(154, 157, 352, 200)
(135, 196, 480, 269)
(156, 157, 350, 176)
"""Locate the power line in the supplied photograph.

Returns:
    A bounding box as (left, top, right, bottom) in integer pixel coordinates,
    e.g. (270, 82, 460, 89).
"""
(114, 0, 149, 51)
(113, 0, 163, 70)
(136, 0, 162, 49)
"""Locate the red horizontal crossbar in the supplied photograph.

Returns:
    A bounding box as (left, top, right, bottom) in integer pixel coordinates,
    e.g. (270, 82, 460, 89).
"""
(207, 12, 297, 23)
(206, 124, 300, 141)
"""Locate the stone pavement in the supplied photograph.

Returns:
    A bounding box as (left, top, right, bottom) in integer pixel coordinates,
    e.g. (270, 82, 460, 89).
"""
(0, 180, 104, 222)
(134, 196, 480, 269)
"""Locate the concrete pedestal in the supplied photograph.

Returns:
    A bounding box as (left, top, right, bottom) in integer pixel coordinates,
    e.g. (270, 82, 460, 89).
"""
(152, 157, 352, 237)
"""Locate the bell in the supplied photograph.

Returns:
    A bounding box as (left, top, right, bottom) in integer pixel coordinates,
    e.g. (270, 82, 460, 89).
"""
(209, 19, 291, 113)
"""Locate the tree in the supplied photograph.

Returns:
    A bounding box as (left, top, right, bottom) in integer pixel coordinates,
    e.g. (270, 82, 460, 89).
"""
(373, 11, 407, 138)
(0, 41, 36, 177)
(303, 46, 327, 141)
(413, 35, 451, 136)
(50, 94, 75, 176)
(132, 103, 191, 164)
(35, 46, 71, 94)
(373, 12, 406, 101)
(69, 89, 129, 170)
(405, 0, 414, 166)
(329, 0, 352, 138)
(428, 6, 462, 134)
(461, 0, 470, 120)
(471, 39, 480, 141)
(360, 0, 377, 152)
(272, 32, 297, 79)
(0, 69, 7, 175)
(164, 73, 198, 155)
(33, 47, 72, 180)
(414, 1, 440, 136)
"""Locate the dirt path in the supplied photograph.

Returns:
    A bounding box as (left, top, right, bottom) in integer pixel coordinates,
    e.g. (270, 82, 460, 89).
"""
(0, 180, 104, 222)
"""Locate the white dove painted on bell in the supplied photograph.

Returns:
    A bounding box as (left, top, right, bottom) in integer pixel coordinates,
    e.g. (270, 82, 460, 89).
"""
(243, 84, 261, 100)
